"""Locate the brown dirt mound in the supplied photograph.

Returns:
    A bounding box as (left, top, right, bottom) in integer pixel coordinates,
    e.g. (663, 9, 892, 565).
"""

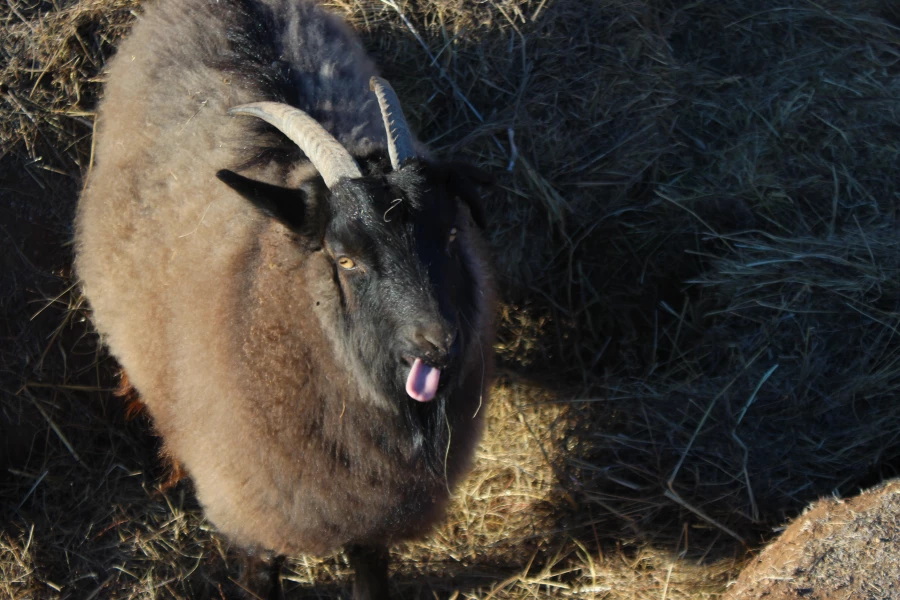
(727, 479, 900, 600)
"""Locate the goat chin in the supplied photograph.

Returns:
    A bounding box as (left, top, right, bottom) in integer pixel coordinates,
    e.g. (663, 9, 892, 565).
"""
(74, 0, 496, 597)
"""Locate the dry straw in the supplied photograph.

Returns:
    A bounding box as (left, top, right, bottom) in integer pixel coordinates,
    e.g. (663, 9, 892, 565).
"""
(3, 0, 900, 597)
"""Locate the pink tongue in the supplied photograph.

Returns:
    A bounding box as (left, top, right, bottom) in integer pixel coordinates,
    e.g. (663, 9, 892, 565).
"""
(405, 358, 441, 402)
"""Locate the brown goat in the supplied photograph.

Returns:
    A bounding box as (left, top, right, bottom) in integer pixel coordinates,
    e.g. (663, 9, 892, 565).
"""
(74, 0, 496, 597)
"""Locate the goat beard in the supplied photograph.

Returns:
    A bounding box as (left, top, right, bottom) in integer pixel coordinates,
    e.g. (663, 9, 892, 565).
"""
(403, 384, 451, 476)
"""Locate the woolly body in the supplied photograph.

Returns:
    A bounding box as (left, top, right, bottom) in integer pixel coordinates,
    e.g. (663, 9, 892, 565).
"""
(75, 0, 495, 557)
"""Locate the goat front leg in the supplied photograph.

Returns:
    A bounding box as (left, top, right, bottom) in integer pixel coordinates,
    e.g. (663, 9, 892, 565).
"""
(267, 554, 285, 600)
(346, 544, 390, 600)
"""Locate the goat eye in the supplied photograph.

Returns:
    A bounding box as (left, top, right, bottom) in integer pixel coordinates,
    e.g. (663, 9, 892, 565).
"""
(337, 256, 356, 270)
(448, 227, 458, 243)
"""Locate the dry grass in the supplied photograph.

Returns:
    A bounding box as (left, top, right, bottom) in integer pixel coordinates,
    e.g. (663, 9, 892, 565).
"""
(3, 0, 900, 597)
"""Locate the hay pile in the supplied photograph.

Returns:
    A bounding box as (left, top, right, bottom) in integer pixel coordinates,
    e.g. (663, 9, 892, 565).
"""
(532, 0, 900, 547)
(3, 0, 900, 597)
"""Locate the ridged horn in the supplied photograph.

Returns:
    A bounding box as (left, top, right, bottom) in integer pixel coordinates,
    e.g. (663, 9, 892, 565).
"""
(370, 76, 416, 170)
(228, 102, 361, 188)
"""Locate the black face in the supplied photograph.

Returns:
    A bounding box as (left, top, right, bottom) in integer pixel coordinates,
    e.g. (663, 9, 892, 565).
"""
(326, 163, 480, 406)
(217, 160, 488, 409)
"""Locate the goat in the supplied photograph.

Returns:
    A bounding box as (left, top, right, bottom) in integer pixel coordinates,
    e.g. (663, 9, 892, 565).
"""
(74, 0, 496, 597)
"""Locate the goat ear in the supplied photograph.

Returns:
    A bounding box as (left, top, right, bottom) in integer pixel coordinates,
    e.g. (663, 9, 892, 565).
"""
(217, 169, 320, 236)
(444, 162, 493, 229)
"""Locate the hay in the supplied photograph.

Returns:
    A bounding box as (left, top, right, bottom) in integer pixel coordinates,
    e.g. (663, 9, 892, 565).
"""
(3, 0, 900, 597)
(726, 478, 900, 599)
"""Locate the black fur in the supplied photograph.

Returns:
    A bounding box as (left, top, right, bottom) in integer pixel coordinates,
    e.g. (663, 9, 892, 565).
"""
(227, 160, 489, 474)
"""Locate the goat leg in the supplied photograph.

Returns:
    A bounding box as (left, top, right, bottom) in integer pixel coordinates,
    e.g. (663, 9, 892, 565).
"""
(267, 554, 285, 600)
(346, 544, 390, 600)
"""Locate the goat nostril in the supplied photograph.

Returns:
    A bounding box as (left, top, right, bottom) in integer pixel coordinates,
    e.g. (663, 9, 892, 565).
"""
(420, 332, 442, 352)
(414, 325, 457, 357)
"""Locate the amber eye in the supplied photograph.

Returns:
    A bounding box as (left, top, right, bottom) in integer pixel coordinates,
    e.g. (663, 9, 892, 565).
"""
(448, 227, 458, 243)
(337, 256, 356, 270)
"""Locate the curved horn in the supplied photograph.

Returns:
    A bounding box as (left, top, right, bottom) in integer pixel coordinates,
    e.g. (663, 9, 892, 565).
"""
(228, 102, 361, 188)
(370, 76, 416, 170)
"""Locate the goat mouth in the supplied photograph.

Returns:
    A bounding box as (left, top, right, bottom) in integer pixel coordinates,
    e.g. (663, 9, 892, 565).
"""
(403, 357, 442, 403)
